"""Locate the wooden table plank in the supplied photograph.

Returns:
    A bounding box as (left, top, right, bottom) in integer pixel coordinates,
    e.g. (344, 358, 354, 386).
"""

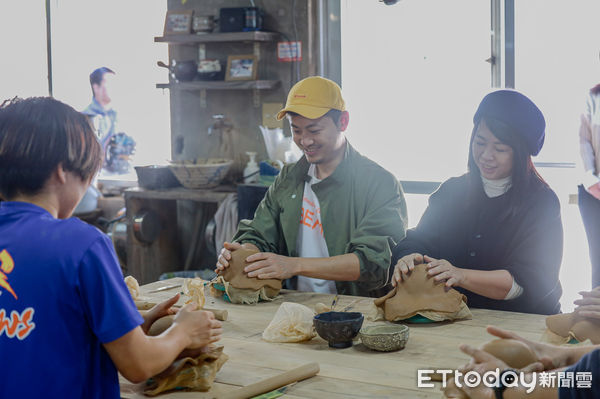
(121, 278, 549, 398)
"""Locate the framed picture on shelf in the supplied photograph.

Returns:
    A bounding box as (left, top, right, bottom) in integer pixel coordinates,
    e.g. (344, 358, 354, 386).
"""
(225, 55, 258, 81)
(163, 10, 194, 35)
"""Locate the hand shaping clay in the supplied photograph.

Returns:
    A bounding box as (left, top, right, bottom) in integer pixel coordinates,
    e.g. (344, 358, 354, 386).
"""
(215, 248, 281, 304)
(442, 377, 469, 399)
(443, 339, 539, 398)
(221, 248, 282, 291)
(480, 339, 538, 369)
(546, 312, 600, 344)
(374, 264, 470, 322)
(144, 346, 228, 396)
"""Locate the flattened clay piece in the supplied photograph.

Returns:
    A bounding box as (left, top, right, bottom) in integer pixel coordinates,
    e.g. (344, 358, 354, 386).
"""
(546, 312, 600, 344)
(546, 313, 576, 337)
(480, 339, 538, 369)
(374, 264, 469, 321)
(571, 319, 600, 343)
(221, 248, 282, 291)
(144, 346, 228, 396)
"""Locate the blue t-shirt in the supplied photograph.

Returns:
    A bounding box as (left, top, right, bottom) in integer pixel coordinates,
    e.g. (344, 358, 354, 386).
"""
(0, 202, 143, 399)
(559, 349, 600, 399)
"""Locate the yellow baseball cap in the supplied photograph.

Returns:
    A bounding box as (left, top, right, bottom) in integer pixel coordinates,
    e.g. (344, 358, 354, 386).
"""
(276, 76, 346, 120)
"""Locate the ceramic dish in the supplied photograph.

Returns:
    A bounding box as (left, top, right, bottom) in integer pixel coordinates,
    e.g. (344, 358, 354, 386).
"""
(359, 324, 409, 352)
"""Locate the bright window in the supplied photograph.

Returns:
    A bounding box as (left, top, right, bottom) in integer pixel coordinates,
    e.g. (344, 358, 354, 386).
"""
(0, 2, 48, 99)
(341, 0, 491, 183)
(50, 0, 170, 166)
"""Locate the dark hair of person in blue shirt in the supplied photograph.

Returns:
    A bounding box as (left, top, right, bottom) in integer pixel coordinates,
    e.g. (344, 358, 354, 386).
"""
(0, 96, 103, 200)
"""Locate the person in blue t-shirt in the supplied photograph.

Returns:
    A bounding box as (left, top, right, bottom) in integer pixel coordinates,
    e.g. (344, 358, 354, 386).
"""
(454, 326, 600, 398)
(0, 97, 223, 399)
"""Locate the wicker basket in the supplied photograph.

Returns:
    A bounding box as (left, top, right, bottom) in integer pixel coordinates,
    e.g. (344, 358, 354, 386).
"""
(169, 159, 233, 189)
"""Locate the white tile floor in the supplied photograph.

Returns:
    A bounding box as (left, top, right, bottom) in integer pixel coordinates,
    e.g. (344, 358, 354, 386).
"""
(403, 168, 591, 313)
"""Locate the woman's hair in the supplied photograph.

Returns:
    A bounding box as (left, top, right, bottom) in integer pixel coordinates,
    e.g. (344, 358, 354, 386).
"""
(467, 116, 548, 218)
(0, 97, 103, 200)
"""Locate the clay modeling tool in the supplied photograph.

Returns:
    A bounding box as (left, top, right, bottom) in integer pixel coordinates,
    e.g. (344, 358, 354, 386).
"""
(341, 299, 360, 312)
(204, 275, 219, 286)
(147, 284, 181, 294)
(330, 294, 339, 311)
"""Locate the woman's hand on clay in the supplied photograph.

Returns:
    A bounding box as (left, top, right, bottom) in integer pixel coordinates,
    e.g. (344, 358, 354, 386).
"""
(574, 287, 600, 320)
(173, 304, 223, 348)
(425, 256, 466, 288)
(243, 252, 298, 280)
(141, 294, 180, 334)
(391, 253, 424, 286)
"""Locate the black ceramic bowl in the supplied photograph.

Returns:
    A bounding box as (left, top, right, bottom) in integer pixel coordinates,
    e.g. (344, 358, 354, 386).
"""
(313, 311, 364, 348)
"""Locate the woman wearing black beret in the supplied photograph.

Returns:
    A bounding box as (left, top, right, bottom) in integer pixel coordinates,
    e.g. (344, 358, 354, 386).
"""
(391, 90, 563, 315)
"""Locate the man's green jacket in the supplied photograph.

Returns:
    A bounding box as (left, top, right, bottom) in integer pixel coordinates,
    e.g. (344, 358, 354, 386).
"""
(233, 142, 407, 297)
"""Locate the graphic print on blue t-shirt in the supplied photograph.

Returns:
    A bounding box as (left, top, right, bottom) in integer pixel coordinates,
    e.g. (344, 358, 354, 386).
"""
(0, 201, 143, 399)
(0, 248, 36, 340)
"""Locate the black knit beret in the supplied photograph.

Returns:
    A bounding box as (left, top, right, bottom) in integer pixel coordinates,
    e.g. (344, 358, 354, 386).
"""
(473, 90, 546, 156)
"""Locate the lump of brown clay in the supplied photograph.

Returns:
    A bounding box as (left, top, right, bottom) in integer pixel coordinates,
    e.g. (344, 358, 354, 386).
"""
(443, 339, 539, 398)
(374, 263, 469, 321)
(144, 346, 228, 396)
(546, 312, 600, 344)
(570, 318, 600, 343)
(221, 248, 282, 291)
(480, 339, 538, 369)
(546, 313, 576, 337)
(148, 315, 175, 336)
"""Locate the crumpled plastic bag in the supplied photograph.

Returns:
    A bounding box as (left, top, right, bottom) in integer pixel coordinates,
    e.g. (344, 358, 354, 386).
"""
(262, 302, 317, 343)
(182, 277, 207, 308)
(124, 275, 140, 300)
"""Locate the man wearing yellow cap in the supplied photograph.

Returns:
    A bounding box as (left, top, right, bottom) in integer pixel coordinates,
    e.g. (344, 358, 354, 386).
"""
(216, 76, 407, 297)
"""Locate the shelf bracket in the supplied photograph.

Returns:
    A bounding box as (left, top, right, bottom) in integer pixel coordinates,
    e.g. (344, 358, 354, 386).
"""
(253, 88, 260, 108)
(198, 44, 206, 61)
(253, 42, 260, 60)
(253, 43, 260, 107)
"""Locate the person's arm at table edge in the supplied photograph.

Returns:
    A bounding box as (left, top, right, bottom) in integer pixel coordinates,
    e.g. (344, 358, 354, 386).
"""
(104, 324, 192, 383)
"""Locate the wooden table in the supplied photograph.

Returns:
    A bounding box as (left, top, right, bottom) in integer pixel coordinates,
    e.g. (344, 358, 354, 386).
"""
(120, 278, 548, 398)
